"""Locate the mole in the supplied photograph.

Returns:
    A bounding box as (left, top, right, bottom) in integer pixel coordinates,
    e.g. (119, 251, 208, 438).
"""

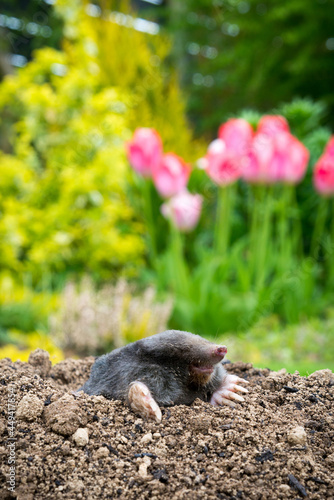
(78, 329, 249, 422)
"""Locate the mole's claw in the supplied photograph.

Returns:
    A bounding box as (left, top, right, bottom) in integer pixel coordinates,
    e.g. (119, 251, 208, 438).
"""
(234, 385, 249, 393)
(220, 397, 236, 408)
(238, 378, 249, 384)
(128, 381, 162, 423)
(228, 392, 245, 402)
(149, 400, 162, 423)
(210, 372, 249, 408)
(229, 374, 249, 385)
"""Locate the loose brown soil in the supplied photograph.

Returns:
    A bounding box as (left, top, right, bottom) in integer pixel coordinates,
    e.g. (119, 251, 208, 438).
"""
(0, 350, 334, 499)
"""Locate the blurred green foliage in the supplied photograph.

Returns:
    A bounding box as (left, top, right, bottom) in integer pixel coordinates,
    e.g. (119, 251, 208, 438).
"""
(164, 0, 334, 136)
(224, 313, 334, 375)
(155, 99, 333, 338)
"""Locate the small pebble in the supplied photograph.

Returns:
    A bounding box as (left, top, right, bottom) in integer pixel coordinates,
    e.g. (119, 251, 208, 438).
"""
(287, 426, 307, 446)
(138, 456, 151, 478)
(141, 432, 153, 445)
(61, 444, 71, 456)
(94, 447, 109, 459)
(72, 428, 89, 447)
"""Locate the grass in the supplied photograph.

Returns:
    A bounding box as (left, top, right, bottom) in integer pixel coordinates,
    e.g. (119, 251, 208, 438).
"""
(220, 313, 334, 376)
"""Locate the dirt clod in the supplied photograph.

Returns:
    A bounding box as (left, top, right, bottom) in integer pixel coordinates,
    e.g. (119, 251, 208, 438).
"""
(16, 394, 44, 421)
(43, 393, 86, 436)
(28, 349, 51, 378)
(1, 356, 334, 499)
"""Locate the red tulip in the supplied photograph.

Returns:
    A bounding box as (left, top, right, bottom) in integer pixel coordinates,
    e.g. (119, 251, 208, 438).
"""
(152, 153, 191, 198)
(313, 136, 334, 196)
(161, 190, 203, 232)
(257, 115, 290, 137)
(205, 139, 243, 186)
(126, 128, 162, 177)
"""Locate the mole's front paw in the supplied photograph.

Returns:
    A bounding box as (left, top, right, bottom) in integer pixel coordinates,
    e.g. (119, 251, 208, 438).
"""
(127, 381, 162, 423)
(210, 374, 249, 408)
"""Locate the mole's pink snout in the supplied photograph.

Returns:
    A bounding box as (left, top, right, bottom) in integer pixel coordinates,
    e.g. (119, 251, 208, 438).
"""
(213, 346, 227, 360)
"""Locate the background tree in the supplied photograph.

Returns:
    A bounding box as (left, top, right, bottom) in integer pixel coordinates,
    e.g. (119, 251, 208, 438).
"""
(164, 0, 334, 136)
(0, 0, 63, 77)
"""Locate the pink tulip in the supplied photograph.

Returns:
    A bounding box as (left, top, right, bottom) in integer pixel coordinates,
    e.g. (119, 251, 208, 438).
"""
(126, 128, 163, 177)
(218, 118, 254, 157)
(161, 190, 203, 232)
(257, 115, 290, 137)
(313, 136, 334, 196)
(242, 133, 275, 183)
(243, 131, 309, 184)
(275, 133, 309, 184)
(152, 153, 191, 198)
(205, 119, 253, 186)
(325, 136, 334, 157)
(205, 139, 243, 186)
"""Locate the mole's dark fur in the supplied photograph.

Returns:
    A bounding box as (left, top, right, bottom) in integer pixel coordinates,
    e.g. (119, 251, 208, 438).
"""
(78, 330, 228, 406)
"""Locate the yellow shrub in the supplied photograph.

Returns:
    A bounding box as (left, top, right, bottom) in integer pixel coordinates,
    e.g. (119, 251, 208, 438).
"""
(0, 331, 64, 364)
(0, 0, 202, 343)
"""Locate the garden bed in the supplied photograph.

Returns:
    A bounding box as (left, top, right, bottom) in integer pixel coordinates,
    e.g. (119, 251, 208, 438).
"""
(0, 351, 333, 499)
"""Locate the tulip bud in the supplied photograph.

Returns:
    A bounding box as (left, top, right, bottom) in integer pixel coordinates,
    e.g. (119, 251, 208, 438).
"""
(218, 118, 254, 157)
(205, 138, 244, 186)
(242, 132, 275, 183)
(325, 136, 334, 157)
(257, 115, 290, 137)
(126, 128, 163, 177)
(313, 136, 334, 196)
(152, 153, 191, 198)
(205, 119, 253, 186)
(161, 190, 203, 232)
(274, 132, 309, 184)
(242, 130, 309, 185)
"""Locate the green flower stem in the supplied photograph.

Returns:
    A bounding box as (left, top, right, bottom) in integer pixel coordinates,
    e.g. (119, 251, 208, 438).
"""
(291, 186, 303, 257)
(255, 186, 273, 290)
(278, 186, 293, 275)
(328, 199, 334, 287)
(310, 197, 328, 260)
(214, 184, 233, 258)
(169, 222, 190, 298)
(142, 179, 157, 269)
(249, 185, 260, 285)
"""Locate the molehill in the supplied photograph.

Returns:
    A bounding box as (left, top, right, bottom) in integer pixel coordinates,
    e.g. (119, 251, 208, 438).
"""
(0, 349, 333, 499)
